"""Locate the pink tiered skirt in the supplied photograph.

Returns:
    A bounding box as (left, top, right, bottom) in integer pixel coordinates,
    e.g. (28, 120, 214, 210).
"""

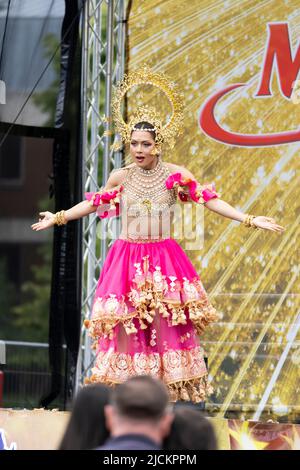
(85, 238, 218, 402)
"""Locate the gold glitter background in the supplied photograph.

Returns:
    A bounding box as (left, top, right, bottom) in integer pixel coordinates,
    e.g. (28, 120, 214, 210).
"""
(127, 0, 300, 419)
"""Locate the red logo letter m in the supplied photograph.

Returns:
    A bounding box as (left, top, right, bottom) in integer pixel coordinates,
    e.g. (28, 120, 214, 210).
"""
(256, 23, 300, 99)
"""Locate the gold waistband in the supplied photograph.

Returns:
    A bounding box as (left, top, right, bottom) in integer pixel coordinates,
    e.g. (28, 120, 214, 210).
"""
(118, 236, 168, 244)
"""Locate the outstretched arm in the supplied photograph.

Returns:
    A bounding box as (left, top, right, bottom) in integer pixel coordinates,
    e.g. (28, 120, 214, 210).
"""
(31, 170, 123, 232)
(169, 164, 285, 234)
(204, 197, 284, 233)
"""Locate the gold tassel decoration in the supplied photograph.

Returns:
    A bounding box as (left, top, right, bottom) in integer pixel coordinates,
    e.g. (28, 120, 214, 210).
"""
(167, 376, 213, 403)
(85, 275, 218, 342)
(142, 255, 149, 274)
(180, 387, 190, 401)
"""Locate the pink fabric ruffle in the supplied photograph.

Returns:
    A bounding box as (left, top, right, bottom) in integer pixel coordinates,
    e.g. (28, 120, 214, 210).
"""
(165, 172, 220, 204)
(85, 185, 124, 219)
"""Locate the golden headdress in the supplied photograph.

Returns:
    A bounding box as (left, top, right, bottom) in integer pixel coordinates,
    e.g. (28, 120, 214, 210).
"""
(111, 65, 184, 150)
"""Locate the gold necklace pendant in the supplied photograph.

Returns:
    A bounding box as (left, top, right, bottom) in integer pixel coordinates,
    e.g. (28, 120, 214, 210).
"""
(141, 199, 152, 212)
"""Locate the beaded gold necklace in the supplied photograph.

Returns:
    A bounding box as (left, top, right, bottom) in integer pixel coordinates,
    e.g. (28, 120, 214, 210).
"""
(122, 159, 175, 213)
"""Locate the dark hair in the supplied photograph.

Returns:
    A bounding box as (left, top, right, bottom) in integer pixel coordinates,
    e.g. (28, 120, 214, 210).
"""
(111, 375, 169, 421)
(163, 407, 217, 450)
(131, 121, 156, 141)
(58, 384, 110, 450)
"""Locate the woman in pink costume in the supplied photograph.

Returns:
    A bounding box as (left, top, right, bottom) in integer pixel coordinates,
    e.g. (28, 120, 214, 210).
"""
(32, 67, 284, 402)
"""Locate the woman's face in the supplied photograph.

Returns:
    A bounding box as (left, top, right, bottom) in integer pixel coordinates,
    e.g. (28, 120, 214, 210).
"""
(130, 130, 157, 169)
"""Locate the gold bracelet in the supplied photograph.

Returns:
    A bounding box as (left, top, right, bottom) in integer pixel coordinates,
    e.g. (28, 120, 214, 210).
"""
(243, 214, 257, 229)
(250, 216, 257, 228)
(245, 214, 254, 227)
(243, 214, 250, 227)
(54, 210, 67, 226)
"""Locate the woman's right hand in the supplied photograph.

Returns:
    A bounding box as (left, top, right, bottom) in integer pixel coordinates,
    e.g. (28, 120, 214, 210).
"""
(31, 211, 55, 231)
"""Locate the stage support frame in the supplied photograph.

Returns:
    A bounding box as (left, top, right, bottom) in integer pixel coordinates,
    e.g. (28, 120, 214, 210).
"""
(76, 0, 126, 390)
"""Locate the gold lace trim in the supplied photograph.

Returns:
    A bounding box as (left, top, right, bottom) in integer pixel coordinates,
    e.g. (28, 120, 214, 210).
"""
(84, 288, 218, 339)
(85, 375, 212, 403)
(119, 237, 168, 243)
(118, 236, 169, 243)
(84, 347, 213, 403)
(84, 266, 218, 340)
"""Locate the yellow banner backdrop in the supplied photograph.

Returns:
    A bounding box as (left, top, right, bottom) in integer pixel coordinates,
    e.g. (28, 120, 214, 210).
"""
(127, 0, 300, 420)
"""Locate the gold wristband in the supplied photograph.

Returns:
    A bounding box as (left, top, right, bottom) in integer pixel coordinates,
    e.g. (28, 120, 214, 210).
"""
(54, 210, 67, 226)
(243, 214, 257, 229)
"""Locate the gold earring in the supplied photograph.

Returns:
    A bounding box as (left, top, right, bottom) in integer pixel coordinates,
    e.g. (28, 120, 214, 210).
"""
(150, 148, 158, 156)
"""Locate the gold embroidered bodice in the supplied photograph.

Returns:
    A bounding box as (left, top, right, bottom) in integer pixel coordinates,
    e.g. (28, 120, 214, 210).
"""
(118, 160, 177, 241)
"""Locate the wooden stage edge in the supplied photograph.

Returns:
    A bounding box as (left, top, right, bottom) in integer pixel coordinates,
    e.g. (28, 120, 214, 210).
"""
(0, 408, 299, 450)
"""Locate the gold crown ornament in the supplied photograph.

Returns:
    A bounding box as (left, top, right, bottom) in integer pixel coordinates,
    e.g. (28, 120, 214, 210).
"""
(111, 65, 184, 151)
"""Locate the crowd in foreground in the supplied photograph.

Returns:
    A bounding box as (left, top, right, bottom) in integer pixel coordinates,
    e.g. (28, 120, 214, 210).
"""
(58, 375, 217, 450)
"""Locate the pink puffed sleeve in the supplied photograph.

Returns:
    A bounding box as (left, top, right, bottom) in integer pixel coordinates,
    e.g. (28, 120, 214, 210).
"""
(85, 185, 124, 219)
(165, 172, 220, 204)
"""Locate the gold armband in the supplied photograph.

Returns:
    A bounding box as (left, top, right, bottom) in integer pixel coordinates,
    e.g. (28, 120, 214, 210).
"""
(54, 210, 67, 226)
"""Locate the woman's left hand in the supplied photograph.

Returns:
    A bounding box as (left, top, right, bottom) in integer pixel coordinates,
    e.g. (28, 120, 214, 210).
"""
(252, 216, 285, 233)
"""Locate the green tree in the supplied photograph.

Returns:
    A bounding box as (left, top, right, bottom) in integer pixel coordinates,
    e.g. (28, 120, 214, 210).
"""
(12, 197, 53, 342)
(12, 242, 52, 342)
(32, 34, 61, 127)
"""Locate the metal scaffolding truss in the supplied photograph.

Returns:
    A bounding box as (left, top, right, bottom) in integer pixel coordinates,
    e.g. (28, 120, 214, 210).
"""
(76, 0, 126, 389)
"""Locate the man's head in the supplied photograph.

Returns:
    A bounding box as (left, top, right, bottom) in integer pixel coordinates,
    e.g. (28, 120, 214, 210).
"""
(104, 376, 174, 444)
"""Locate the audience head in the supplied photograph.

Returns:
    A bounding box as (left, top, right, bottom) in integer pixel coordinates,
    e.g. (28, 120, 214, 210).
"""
(164, 406, 217, 450)
(105, 375, 174, 444)
(59, 384, 110, 450)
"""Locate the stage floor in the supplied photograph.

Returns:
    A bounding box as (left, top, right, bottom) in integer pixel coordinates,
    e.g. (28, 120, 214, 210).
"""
(0, 408, 299, 450)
